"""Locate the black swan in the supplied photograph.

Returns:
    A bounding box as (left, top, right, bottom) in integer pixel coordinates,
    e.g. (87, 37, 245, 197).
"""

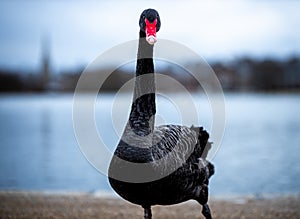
(108, 9, 214, 219)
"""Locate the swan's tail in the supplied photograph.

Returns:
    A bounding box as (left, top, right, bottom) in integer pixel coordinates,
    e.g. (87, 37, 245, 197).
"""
(206, 161, 215, 178)
(190, 126, 212, 160)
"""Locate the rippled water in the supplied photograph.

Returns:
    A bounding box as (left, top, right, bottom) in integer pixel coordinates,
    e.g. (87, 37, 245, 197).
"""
(0, 93, 299, 196)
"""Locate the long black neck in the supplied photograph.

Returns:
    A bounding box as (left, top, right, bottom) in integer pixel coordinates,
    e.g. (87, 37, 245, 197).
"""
(128, 31, 156, 136)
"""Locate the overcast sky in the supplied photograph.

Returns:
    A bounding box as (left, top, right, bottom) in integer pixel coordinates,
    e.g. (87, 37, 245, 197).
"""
(0, 0, 299, 72)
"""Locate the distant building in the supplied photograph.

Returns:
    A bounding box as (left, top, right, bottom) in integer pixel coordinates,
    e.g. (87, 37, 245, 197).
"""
(40, 36, 51, 91)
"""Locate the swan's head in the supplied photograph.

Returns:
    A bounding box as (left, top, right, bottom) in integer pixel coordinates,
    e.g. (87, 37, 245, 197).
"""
(139, 9, 161, 45)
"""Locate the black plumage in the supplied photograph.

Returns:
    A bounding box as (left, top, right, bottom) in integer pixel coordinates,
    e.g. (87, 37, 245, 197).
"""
(108, 9, 214, 219)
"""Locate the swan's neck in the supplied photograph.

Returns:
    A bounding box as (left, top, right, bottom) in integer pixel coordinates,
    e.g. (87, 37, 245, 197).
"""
(128, 31, 156, 136)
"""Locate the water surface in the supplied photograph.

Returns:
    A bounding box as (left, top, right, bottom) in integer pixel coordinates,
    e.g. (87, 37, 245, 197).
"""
(0, 93, 299, 196)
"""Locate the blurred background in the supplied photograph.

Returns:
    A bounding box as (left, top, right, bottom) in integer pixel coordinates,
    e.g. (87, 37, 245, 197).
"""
(0, 0, 299, 197)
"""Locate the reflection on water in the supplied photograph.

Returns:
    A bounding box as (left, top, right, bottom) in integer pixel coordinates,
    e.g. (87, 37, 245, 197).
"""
(0, 93, 299, 195)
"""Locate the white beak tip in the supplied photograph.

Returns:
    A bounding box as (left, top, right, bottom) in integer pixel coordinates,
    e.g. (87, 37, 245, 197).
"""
(146, 36, 157, 45)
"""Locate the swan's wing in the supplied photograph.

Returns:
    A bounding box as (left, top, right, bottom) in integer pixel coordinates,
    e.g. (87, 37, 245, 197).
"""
(152, 124, 198, 160)
(151, 125, 212, 176)
(152, 124, 210, 161)
(150, 125, 214, 202)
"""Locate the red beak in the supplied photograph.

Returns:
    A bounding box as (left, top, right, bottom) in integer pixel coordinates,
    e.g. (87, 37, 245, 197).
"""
(145, 18, 157, 45)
